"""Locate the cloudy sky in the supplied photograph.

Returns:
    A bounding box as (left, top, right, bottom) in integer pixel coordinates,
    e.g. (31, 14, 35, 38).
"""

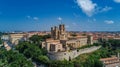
(0, 0, 120, 31)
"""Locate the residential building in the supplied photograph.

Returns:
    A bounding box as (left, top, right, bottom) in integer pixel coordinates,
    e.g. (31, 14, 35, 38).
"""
(100, 57, 120, 67)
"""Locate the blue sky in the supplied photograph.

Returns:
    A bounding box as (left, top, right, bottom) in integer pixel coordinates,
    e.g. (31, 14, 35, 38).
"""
(0, 0, 120, 31)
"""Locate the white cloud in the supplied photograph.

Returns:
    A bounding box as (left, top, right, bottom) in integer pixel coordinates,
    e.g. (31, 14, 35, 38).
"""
(57, 17, 62, 21)
(76, 0, 97, 17)
(99, 6, 112, 13)
(114, 0, 120, 3)
(33, 17, 39, 21)
(104, 20, 114, 24)
(26, 16, 31, 19)
(76, 0, 112, 17)
(87, 18, 96, 22)
(26, 16, 39, 21)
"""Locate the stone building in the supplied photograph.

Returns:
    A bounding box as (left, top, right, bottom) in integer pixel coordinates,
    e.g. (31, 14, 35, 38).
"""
(1, 35, 9, 41)
(87, 35, 93, 45)
(42, 24, 94, 52)
(51, 24, 67, 40)
(42, 39, 63, 52)
(9, 33, 27, 45)
(60, 36, 88, 50)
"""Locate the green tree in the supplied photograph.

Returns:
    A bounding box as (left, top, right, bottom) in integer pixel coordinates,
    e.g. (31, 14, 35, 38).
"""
(29, 34, 51, 48)
(70, 33, 77, 37)
(16, 41, 49, 65)
(0, 49, 34, 67)
(50, 60, 74, 67)
(42, 34, 51, 40)
(0, 38, 2, 44)
(36, 55, 50, 64)
(29, 35, 43, 45)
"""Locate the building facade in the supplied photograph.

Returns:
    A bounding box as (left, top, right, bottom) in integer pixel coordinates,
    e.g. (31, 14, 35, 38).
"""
(1, 35, 9, 41)
(100, 57, 120, 67)
(42, 24, 94, 52)
(9, 33, 27, 45)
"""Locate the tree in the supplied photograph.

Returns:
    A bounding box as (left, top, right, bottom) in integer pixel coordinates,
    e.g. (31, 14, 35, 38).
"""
(50, 60, 74, 67)
(16, 41, 49, 64)
(29, 34, 51, 48)
(82, 33, 86, 36)
(29, 35, 43, 45)
(94, 59, 103, 67)
(0, 49, 34, 67)
(16, 42, 42, 58)
(70, 33, 77, 37)
(0, 32, 3, 37)
(36, 55, 50, 64)
(42, 34, 51, 40)
(0, 39, 2, 44)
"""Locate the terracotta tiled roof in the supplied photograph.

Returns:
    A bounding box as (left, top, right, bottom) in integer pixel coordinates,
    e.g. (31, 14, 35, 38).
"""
(100, 57, 118, 61)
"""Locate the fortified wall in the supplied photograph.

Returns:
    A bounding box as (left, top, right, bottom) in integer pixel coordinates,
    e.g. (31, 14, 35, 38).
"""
(47, 46, 101, 61)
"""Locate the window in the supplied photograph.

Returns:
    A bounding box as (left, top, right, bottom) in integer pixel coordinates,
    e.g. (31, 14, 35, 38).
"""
(64, 53, 66, 55)
(50, 44, 55, 51)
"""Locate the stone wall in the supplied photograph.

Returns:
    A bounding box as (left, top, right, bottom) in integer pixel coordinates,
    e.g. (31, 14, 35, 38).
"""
(47, 46, 101, 61)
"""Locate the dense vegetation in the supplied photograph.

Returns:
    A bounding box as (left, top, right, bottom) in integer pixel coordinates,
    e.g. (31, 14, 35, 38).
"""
(0, 38, 2, 44)
(0, 49, 34, 67)
(0, 35, 50, 67)
(0, 32, 3, 37)
(70, 33, 77, 37)
(15, 35, 51, 66)
(0, 32, 3, 44)
(29, 34, 51, 44)
(101, 39, 120, 55)
(15, 41, 50, 65)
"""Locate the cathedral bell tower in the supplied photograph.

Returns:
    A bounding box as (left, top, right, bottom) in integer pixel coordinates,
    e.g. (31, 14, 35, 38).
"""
(51, 24, 67, 40)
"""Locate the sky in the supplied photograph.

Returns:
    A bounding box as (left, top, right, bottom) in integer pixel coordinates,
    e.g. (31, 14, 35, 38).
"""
(0, 0, 120, 32)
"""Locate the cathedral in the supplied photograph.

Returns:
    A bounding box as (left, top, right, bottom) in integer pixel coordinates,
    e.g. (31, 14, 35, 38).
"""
(42, 24, 93, 52)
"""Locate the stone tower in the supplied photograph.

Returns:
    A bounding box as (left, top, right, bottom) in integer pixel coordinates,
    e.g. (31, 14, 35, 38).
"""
(87, 35, 93, 45)
(51, 27, 54, 38)
(51, 26, 59, 40)
(51, 24, 67, 40)
(59, 24, 65, 34)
